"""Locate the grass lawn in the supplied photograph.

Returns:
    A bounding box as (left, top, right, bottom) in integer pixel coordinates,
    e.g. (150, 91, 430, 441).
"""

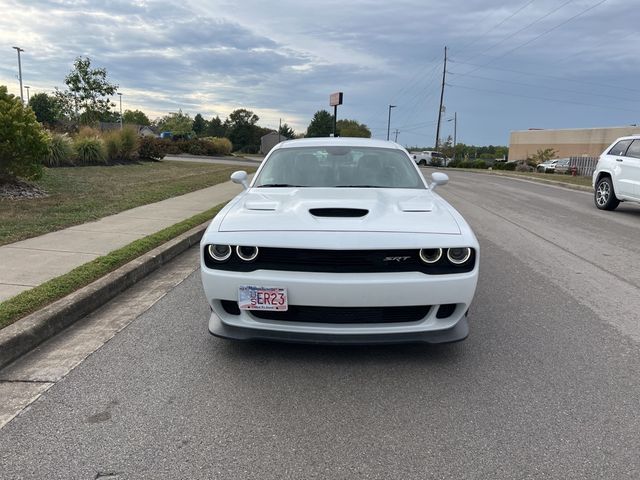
(0, 161, 255, 246)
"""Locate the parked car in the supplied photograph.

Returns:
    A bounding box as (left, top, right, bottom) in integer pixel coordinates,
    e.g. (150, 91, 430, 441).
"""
(200, 137, 479, 344)
(411, 150, 450, 166)
(552, 158, 571, 174)
(536, 159, 560, 173)
(593, 135, 640, 210)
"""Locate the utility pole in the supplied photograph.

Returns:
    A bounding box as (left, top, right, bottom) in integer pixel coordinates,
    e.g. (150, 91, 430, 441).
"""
(278, 118, 282, 142)
(387, 104, 396, 141)
(453, 111, 457, 153)
(394, 129, 400, 142)
(24, 85, 30, 103)
(117, 92, 123, 129)
(434, 46, 447, 151)
(12, 46, 24, 103)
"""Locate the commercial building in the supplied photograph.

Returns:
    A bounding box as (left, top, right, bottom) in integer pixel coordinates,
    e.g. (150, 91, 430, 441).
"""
(508, 126, 640, 161)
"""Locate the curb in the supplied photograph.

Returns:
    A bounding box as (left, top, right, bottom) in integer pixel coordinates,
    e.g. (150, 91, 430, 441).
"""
(444, 168, 592, 192)
(0, 222, 208, 370)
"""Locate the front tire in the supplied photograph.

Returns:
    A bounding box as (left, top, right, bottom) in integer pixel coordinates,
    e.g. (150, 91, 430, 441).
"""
(419, 159, 427, 166)
(595, 176, 620, 210)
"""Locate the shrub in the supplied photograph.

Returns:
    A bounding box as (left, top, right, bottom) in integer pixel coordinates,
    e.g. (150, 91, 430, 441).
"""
(76, 126, 102, 139)
(0, 85, 49, 180)
(119, 127, 139, 161)
(472, 160, 487, 169)
(187, 140, 206, 155)
(45, 133, 75, 167)
(103, 131, 122, 163)
(138, 137, 165, 161)
(74, 136, 107, 165)
(207, 137, 233, 156)
(515, 161, 533, 172)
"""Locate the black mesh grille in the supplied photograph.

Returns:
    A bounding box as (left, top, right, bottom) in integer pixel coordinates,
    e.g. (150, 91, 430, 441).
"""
(204, 247, 475, 274)
(251, 305, 431, 324)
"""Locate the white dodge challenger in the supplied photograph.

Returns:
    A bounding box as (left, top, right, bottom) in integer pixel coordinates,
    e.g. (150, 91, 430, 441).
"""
(200, 137, 479, 344)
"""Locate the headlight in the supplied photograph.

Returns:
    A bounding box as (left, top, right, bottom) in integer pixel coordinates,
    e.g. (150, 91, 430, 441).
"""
(419, 248, 442, 264)
(447, 247, 471, 265)
(207, 244, 232, 262)
(236, 245, 259, 262)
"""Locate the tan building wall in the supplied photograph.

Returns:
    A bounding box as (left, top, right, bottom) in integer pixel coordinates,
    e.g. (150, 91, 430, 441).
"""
(508, 126, 640, 161)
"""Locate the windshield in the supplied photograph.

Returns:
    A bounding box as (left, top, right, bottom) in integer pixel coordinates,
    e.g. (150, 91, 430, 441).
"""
(254, 146, 425, 189)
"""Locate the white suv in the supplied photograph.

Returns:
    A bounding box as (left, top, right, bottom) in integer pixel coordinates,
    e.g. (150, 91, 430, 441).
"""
(593, 135, 640, 210)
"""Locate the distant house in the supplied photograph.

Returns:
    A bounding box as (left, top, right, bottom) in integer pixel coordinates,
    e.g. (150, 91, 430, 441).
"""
(260, 131, 287, 154)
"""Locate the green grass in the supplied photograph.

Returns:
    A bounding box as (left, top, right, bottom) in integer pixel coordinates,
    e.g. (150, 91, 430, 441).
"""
(0, 204, 225, 330)
(0, 161, 255, 246)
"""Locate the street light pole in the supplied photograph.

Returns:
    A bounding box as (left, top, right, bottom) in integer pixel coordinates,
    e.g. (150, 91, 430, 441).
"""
(387, 104, 396, 141)
(117, 92, 123, 129)
(394, 129, 400, 142)
(24, 85, 30, 104)
(12, 46, 25, 103)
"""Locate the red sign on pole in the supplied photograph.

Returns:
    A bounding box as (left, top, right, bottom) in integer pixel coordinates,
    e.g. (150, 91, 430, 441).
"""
(330, 92, 343, 107)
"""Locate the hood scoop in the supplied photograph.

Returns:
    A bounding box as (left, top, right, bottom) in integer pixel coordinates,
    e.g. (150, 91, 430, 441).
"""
(309, 208, 369, 218)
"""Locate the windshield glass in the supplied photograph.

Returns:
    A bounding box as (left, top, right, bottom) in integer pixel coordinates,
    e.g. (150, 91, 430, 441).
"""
(254, 146, 425, 189)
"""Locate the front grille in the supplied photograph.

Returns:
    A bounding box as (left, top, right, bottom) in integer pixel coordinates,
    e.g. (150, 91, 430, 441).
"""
(204, 247, 475, 274)
(251, 305, 431, 324)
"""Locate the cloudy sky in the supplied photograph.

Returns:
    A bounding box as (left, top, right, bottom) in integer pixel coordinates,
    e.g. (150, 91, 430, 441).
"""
(1, 0, 638, 146)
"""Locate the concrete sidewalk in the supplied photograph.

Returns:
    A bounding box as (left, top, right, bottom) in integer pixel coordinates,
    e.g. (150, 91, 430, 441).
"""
(0, 180, 245, 302)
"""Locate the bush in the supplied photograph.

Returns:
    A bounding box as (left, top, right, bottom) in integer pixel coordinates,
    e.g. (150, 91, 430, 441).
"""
(515, 161, 533, 172)
(76, 126, 102, 139)
(74, 136, 107, 165)
(493, 162, 516, 171)
(119, 127, 139, 161)
(45, 133, 75, 167)
(103, 131, 122, 163)
(138, 137, 165, 161)
(207, 137, 233, 156)
(0, 85, 49, 180)
(472, 160, 487, 169)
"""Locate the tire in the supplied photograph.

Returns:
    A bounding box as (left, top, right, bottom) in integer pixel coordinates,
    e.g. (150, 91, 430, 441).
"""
(419, 159, 427, 166)
(595, 176, 620, 210)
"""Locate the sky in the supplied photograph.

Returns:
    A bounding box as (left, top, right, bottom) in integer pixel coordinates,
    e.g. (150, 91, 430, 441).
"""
(0, 0, 638, 147)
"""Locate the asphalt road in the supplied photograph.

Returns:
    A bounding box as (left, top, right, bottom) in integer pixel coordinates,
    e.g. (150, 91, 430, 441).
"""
(1, 171, 639, 479)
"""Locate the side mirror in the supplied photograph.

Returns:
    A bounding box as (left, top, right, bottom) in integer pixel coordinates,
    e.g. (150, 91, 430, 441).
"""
(429, 172, 449, 191)
(230, 170, 249, 190)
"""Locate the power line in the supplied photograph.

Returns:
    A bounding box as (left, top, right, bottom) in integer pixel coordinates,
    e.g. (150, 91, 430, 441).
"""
(449, 58, 640, 94)
(448, 82, 640, 113)
(447, 70, 640, 104)
(457, 0, 574, 64)
(461, 0, 609, 77)
(453, 0, 537, 54)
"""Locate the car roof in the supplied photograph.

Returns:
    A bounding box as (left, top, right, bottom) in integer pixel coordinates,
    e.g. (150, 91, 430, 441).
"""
(273, 137, 405, 151)
(612, 135, 640, 142)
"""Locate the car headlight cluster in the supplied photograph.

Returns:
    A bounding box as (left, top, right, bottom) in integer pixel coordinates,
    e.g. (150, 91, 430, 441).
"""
(419, 247, 472, 265)
(206, 244, 259, 263)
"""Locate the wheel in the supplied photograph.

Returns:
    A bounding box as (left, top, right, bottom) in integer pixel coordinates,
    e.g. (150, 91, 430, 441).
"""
(595, 176, 620, 210)
(419, 159, 427, 166)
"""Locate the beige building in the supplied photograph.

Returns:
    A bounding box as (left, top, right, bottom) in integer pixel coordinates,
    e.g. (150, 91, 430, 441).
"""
(508, 126, 640, 161)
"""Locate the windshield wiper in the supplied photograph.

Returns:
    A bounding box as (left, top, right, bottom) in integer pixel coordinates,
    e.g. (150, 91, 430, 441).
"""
(257, 183, 302, 188)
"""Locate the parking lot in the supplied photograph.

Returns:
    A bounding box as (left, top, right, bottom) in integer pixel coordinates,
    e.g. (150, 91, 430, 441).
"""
(1, 170, 639, 479)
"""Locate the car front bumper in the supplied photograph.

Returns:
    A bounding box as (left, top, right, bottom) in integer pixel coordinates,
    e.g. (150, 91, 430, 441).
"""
(201, 267, 478, 343)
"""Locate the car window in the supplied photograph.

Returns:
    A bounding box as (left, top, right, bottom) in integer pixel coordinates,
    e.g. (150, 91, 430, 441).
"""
(255, 146, 425, 189)
(608, 140, 632, 156)
(625, 140, 640, 159)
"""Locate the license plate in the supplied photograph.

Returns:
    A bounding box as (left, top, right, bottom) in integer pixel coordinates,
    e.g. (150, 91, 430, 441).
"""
(238, 286, 288, 311)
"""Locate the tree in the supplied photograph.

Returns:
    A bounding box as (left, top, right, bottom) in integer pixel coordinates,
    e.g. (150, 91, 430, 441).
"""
(28, 93, 60, 126)
(306, 110, 334, 137)
(336, 119, 371, 138)
(529, 148, 556, 165)
(0, 86, 49, 181)
(156, 110, 194, 137)
(122, 109, 150, 126)
(278, 123, 295, 139)
(192, 113, 207, 136)
(206, 115, 225, 137)
(54, 57, 118, 126)
(225, 109, 261, 152)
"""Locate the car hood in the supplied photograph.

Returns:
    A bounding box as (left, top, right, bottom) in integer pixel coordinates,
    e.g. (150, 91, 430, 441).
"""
(218, 188, 461, 234)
